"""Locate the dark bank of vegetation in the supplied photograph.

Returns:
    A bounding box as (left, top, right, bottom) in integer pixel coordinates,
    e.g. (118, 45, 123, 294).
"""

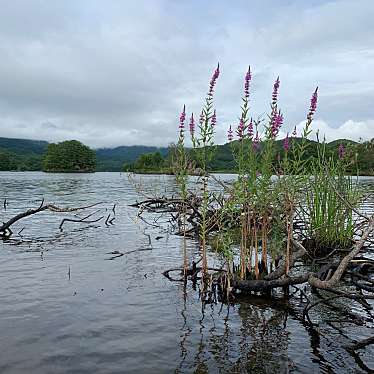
(0, 139, 96, 173)
(0, 137, 169, 172)
(0, 136, 372, 175)
(126, 137, 374, 176)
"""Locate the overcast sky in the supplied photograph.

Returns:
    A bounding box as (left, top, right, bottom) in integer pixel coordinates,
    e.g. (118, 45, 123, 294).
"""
(0, 0, 373, 148)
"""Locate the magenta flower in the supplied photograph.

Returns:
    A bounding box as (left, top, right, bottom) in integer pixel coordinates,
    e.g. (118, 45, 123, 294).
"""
(211, 109, 217, 127)
(236, 118, 244, 139)
(270, 111, 283, 138)
(307, 87, 318, 120)
(208, 63, 220, 96)
(189, 113, 195, 136)
(338, 143, 345, 159)
(272, 77, 280, 105)
(227, 125, 233, 142)
(248, 118, 254, 139)
(283, 133, 290, 152)
(244, 66, 251, 99)
(179, 105, 186, 130)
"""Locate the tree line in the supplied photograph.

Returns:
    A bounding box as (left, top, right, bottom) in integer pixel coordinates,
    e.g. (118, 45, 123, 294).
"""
(125, 138, 374, 176)
(0, 140, 96, 172)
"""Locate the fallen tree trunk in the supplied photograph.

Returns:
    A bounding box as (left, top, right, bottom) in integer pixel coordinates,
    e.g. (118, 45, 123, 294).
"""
(232, 273, 311, 292)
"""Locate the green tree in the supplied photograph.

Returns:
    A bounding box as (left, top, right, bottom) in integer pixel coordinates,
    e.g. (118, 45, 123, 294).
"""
(0, 150, 13, 171)
(43, 140, 96, 172)
(123, 151, 167, 172)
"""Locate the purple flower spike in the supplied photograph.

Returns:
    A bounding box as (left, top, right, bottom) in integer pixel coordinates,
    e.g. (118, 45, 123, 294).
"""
(227, 125, 233, 142)
(270, 111, 283, 138)
(179, 105, 186, 130)
(244, 66, 251, 99)
(307, 87, 318, 120)
(189, 113, 195, 136)
(211, 109, 217, 127)
(237, 118, 244, 139)
(208, 63, 220, 96)
(283, 133, 290, 152)
(248, 118, 254, 139)
(338, 143, 345, 159)
(272, 77, 280, 105)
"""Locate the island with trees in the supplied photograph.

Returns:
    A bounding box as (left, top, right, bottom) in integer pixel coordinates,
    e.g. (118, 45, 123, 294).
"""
(43, 140, 96, 173)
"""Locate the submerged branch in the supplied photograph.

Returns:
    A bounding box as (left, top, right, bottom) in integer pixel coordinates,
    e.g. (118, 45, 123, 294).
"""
(0, 200, 104, 238)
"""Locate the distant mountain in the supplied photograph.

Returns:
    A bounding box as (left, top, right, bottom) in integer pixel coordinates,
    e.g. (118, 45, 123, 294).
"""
(0, 137, 48, 155)
(96, 145, 169, 171)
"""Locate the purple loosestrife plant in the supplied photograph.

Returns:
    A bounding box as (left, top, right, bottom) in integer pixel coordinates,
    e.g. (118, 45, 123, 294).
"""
(179, 105, 186, 138)
(252, 131, 260, 152)
(270, 111, 283, 139)
(237, 118, 245, 140)
(175, 105, 189, 276)
(244, 66, 251, 99)
(272, 77, 280, 106)
(189, 113, 195, 138)
(283, 133, 290, 152)
(231, 66, 253, 178)
(211, 109, 217, 127)
(307, 87, 318, 121)
(248, 118, 254, 139)
(175, 104, 189, 201)
(199, 110, 204, 125)
(191, 64, 221, 278)
(208, 63, 220, 97)
(338, 143, 345, 159)
(289, 87, 319, 177)
(228, 125, 233, 142)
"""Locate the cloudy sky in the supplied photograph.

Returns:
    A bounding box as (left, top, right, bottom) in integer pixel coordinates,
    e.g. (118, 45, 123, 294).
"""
(0, 0, 373, 148)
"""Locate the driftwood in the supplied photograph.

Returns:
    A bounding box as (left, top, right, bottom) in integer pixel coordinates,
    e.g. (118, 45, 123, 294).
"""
(0, 199, 104, 238)
(133, 191, 374, 295)
(308, 216, 374, 289)
(230, 217, 374, 293)
(131, 187, 374, 367)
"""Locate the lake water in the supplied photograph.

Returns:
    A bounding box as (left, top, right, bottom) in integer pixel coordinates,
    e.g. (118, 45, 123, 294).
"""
(0, 172, 373, 373)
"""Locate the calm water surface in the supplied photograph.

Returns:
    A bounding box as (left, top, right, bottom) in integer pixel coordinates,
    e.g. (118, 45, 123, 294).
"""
(0, 172, 373, 373)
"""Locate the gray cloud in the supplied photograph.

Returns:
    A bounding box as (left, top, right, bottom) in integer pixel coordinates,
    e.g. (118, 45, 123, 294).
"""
(0, 0, 373, 147)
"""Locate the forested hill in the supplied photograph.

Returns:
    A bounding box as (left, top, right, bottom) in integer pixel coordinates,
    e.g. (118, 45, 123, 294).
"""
(0, 137, 48, 155)
(0, 137, 169, 171)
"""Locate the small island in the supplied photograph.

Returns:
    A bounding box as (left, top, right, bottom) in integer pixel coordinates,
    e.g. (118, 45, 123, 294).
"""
(43, 140, 96, 173)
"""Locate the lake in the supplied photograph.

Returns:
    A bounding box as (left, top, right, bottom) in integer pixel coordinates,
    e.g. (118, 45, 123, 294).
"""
(0, 172, 373, 373)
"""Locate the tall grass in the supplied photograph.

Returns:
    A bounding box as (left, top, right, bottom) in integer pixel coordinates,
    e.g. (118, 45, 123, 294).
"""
(305, 143, 359, 248)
